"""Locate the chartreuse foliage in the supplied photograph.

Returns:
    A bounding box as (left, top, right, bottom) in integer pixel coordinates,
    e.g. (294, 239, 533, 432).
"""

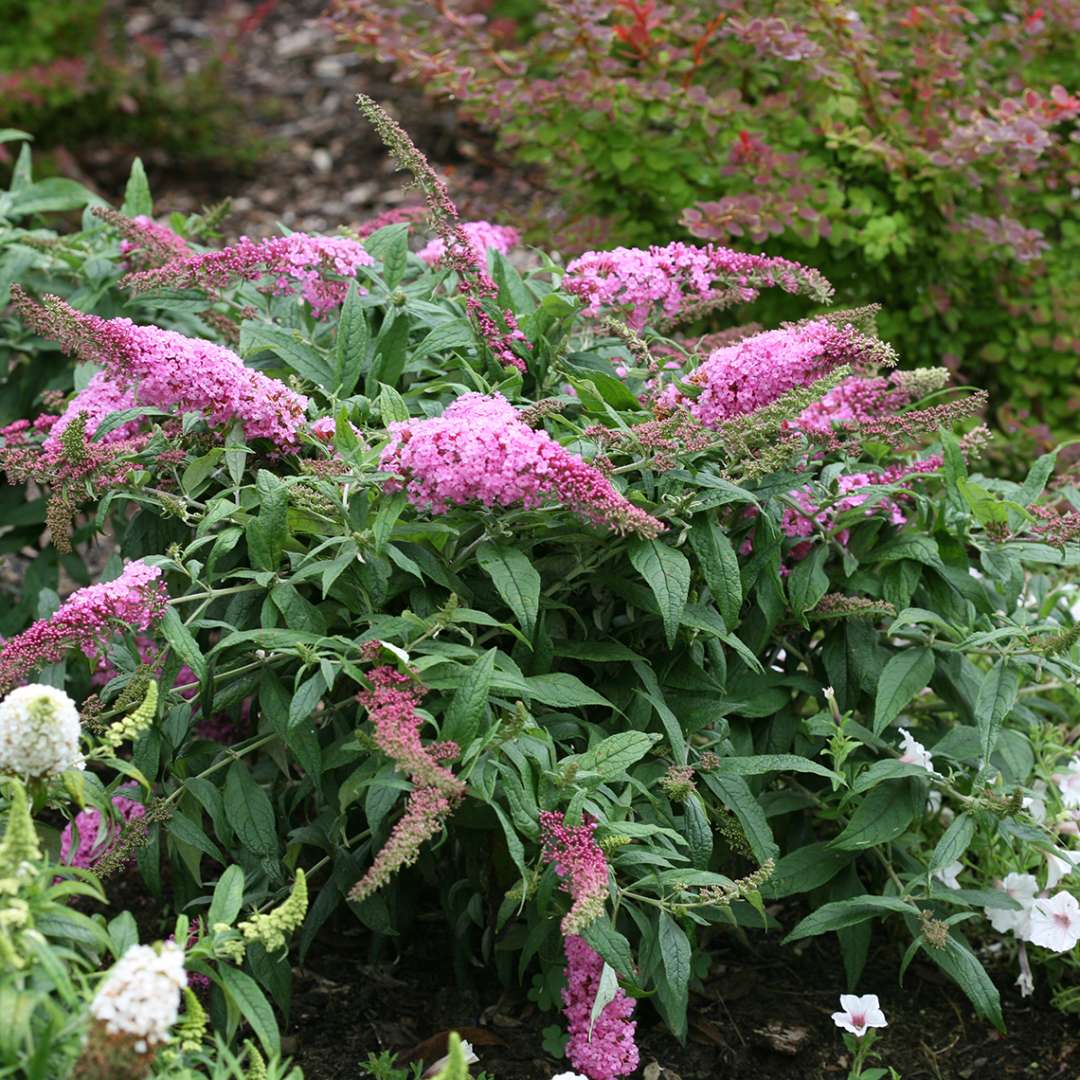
(0, 148, 1078, 1077)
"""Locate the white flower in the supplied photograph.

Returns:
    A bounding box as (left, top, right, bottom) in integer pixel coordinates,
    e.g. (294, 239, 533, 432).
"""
(1023, 780, 1048, 824)
(551, 1074, 590, 1080)
(831, 993, 887, 1037)
(1052, 758, 1080, 809)
(0, 685, 83, 778)
(897, 730, 934, 773)
(1015, 940, 1035, 998)
(89, 942, 187, 1051)
(985, 872, 1038, 938)
(1046, 848, 1080, 890)
(1028, 892, 1080, 953)
(424, 1040, 480, 1078)
(933, 860, 964, 890)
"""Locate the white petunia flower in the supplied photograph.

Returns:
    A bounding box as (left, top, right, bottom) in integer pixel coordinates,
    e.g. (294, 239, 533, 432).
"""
(832, 994, 887, 1037)
(1046, 848, 1080, 890)
(985, 872, 1038, 938)
(1052, 758, 1080, 809)
(933, 860, 964, 890)
(551, 1074, 590, 1080)
(897, 729, 934, 773)
(0, 684, 84, 778)
(1028, 892, 1080, 953)
(1022, 779, 1048, 824)
(89, 942, 187, 1052)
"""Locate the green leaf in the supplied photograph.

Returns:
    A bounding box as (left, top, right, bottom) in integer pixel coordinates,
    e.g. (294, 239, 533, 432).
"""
(710, 754, 841, 783)
(377, 383, 410, 424)
(246, 470, 289, 571)
(217, 965, 281, 1054)
(335, 283, 370, 395)
(10, 177, 101, 216)
(476, 542, 541, 638)
(873, 648, 935, 735)
(442, 648, 496, 747)
(208, 865, 246, 926)
(166, 809, 225, 864)
(975, 661, 1019, 772)
(658, 912, 690, 1040)
(683, 794, 713, 870)
(787, 544, 829, 616)
(761, 843, 851, 899)
(571, 731, 659, 779)
(121, 158, 152, 217)
(928, 933, 1004, 1032)
(160, 607, 207, 684)
(224, 762, 278, 856)
(368, 314, 411, 390)
(1018, 451, 1058, 506)
(414, 319, 475, 361)
(581, 917, 635, 977)
(829, 781, 917, 851)
(688, 519, 742, 630)
(523, 673, 614, 710)
(629, 539, 691, 649)
(930, 813, 975, 873)
(784, 895, 919, 943)
(702, 774, 778, 863)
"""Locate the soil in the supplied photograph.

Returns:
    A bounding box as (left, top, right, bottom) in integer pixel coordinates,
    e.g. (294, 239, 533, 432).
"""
(286, 925, 1079, 1080)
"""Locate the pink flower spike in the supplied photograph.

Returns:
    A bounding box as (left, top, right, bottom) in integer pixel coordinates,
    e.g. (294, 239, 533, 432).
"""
(539, 811, 609, 934)
(831, 994, 887, 1038)
(1028, 892, 1080, 953)
(417, 221, 519, 266)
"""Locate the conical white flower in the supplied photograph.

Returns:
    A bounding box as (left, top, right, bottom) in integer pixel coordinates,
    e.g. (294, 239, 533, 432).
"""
(89, 942, 187, 1053)
(0, 684, 83, 778)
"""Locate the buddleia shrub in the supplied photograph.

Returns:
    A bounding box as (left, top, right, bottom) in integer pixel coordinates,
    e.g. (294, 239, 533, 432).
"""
(328, 0, 1080, 433)
(0, 97, 1078, 1077)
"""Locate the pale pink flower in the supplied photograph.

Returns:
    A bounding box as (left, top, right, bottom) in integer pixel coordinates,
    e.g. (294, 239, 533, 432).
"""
(417, 221, 519, 266)
(933, 860, 963, 890)
(985, 872, 1038, 938)
(1046, 848, 1080, 890)
(1023, 779, 1048, 823)
(1015, 940, 1035, 997)
(1028, 891, 1080, 953)
(897, 729, 934, 772)
(1053, 757, 1080, 809)
(831, 994, 887, 1037)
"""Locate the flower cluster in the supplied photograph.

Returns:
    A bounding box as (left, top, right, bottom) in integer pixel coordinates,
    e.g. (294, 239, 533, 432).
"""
(92, 207, 190, 270)
(417, 220, 519, 266)
(985, 872, 1080, 953)
(0, 685, 83, 777)
(381, 392, 664, 538)
(12, 288, 309, 446)
(88, 942, 187, 1054)
(0, 561, 168, 693)
(562, 241, 833, 329)
(539, 811, 609, 935)
(123, 232, 375, 318)
(561, 935, 638, 1080)
(348, 668, 465, 902)
(683, 319, 894, 429)
(60, 791, 147, 869)
(230, 870, 309, 958)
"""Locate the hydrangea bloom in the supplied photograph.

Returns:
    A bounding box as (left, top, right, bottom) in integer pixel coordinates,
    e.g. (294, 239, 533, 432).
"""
(1028, 891, 1080, 952)
(831, 994, 887, 1038)
(0, 561, 168, 693)
(89, 942, 187, 1054)
(985, 872, 1039, 937)
(12, 289, 309, 446)
(381, 392, 664, 538)
(685, 320, 892, 428)
(0, 685, 83, 778)
(563, 241, 832, 329)
(60, 792, 146, 869)
(562, 935, 638, 1080)
(539, 812, 609, 934)
(348, 668, 465, 902)
(417, 220, 519, 266)
(123, 233, 375, 318)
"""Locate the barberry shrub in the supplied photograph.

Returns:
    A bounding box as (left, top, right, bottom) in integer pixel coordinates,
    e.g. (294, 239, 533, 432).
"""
(328, 0, 1080, 432)
(1, 105, 1079, 1075)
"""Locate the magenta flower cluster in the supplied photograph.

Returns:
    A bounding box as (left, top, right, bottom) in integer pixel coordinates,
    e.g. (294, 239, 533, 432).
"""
(794, 371, 912, 435)
(380, 392, 664, 538)
(60, 792, 146, 869)
(16, 291, 309, 446)
(0, 561, 168, 693)
(123, 232, 375, 318)
(118, 215, 190, 263)
(349, 667, 465, 902)
(562, 241, 833, 328)
(684, 319, 891, 428)
(417, 220, 520, 266)
(561, 935, 639, 1080)
(539, 811, 609, 935)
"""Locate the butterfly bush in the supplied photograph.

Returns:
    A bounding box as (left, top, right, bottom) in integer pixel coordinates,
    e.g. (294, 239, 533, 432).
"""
(60, 792, 146, 869)
(0, 562, 167, 693)
(563, 241, 833, 329)
(417, 220, 519, 266)
(11, 288, 309, 446)
(539, 812, 609, 935)
(380, 392, 665, 538)
(0, 685, 83, 778)
(123, 233, 375, 318)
